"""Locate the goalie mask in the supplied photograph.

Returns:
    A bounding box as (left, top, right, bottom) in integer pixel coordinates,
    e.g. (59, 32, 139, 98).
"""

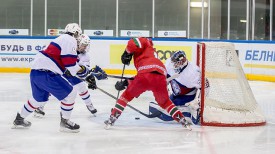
(77, 34, 90, 53)
(171, 50, 188, 73)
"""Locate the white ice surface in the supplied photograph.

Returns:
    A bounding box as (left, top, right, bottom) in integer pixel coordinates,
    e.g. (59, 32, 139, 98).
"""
(0, 73, 275, 154)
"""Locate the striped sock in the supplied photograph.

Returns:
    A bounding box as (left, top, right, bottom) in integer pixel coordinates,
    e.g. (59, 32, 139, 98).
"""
(167, 104, 184, 122)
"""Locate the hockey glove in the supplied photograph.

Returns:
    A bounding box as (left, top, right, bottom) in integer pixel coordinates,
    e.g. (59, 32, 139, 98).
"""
(115, 79, 128, 91)
(95, 72, 108, 80)
(91, 65, 108, 80)
(121, 50, 133, 65)
(77, 65, 89, 78)
(85, 74, 97, 90)
(64, 69, 72, 77)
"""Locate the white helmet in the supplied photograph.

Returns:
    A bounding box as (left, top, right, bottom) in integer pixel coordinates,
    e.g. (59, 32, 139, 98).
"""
(65, 23, 82, 38)
(77, 34, 90, 53)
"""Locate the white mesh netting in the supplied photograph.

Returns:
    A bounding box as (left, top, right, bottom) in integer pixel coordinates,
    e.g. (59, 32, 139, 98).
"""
(198, 42, 266, 126)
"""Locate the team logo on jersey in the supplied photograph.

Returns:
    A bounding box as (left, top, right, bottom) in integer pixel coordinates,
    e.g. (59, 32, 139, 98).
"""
(171, 80, 181, 95)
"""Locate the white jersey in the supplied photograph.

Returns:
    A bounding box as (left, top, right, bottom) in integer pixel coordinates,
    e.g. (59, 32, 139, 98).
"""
(31, 34, 81, 76)
(165, 58, 201, 96)
(77, 52, 91, 70)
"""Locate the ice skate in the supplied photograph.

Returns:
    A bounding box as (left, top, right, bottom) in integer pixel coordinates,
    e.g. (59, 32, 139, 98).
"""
(12, 113, 31, 129)
(104, 115, 117, 130)
(179, 118, 192, 131)
(60, 113, 80, 133)
(86, 104, 97, 115)
(34, 107, 45, 118)
(104, 110, 121, 129)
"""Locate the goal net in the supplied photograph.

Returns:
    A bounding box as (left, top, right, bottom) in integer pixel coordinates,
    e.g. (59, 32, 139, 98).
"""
(197, 42, 266, 127)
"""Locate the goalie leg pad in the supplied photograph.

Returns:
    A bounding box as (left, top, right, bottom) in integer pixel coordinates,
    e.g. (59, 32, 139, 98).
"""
(149, 102, 173, 121)
(149, 102, 193, 122)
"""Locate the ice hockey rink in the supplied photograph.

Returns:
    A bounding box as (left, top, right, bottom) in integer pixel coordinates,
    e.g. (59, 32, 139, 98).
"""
(0, 73, 275, 154)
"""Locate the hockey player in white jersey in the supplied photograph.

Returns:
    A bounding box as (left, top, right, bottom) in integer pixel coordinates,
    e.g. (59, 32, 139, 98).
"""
(12, 23, 96, 133)
(149, 50, 210, 125)
(34, 34, 107, 117)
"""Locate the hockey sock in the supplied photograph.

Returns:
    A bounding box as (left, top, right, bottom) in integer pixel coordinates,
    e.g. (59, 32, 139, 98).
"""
(79, 90, 92, 105)
(166, 104, 184, 122)
(111, 97, 128, 118)
(111, 104, 124, 117)
(21, 100, 38, 118)
(60, 102, 74, 119)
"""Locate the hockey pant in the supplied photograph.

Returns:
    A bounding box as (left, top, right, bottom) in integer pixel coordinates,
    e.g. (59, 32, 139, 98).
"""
(21, 70, 77, 120)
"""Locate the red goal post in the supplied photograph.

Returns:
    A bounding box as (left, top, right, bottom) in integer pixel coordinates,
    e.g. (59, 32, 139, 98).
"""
(197, 42, 266, 127)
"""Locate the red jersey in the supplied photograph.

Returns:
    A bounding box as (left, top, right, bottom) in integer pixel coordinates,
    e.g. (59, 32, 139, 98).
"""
(125, 37, 166, 76)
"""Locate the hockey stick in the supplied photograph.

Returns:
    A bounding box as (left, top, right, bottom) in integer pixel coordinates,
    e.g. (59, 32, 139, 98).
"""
(108, 72, 179, 82)
(107, 75, 134, 80)
(116, 64, 126, 99)
(96, 86, 161, 118)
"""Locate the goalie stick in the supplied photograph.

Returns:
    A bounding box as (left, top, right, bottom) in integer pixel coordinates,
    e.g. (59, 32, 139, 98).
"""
(166, 73, 180, 83)
(107, 73, 180, 83)
(96, 86, 161, 118)
(117, 64, 126, 99)
(107, 75, 134, 80)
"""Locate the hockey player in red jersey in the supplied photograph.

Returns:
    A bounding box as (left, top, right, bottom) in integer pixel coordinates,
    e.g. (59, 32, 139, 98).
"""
(149, 50, 210, 125)
(104, 37, 191, 129)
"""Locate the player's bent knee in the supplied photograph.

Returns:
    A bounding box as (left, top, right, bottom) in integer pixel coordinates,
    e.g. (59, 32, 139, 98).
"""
(61, 88, 77, 104)
(74, 82, 88, 94)
(29, 97, 47, 108)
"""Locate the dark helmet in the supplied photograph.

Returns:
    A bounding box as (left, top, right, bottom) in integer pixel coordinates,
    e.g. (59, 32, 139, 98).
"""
(171, 50, 187, 73)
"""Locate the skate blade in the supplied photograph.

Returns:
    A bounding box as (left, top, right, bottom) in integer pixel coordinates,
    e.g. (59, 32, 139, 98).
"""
(104, 121, 113, 130)
(104, 124, 111, 130)
(33, 113, 44, 118)
(184, 125, 192, 131)
(11, 124, 30, 129)
(91, 113, 96, 117)
(59, 127, 80, 133)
